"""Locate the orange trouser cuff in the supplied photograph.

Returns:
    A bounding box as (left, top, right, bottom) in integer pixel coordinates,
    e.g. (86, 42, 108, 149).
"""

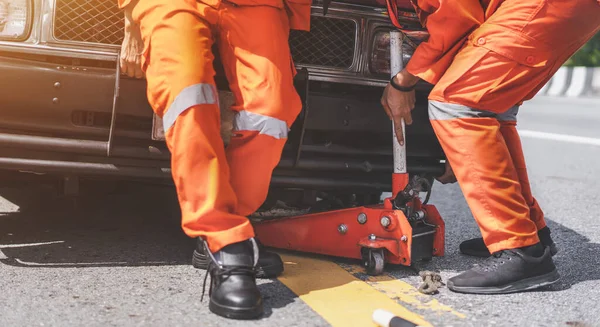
(185, 220, 255, 253)
(486, 233, 541, 254)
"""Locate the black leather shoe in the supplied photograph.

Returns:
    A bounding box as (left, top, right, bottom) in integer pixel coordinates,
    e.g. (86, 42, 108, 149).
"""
(194, 238, 283, 278)
(448, 243, 560, 294)
(459, 226, 558, 258)
(201, 239, 263, 320)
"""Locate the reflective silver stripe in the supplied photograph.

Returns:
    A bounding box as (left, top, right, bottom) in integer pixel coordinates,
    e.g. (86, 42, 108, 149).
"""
(429, 101, 519, 122)
(497, 106, 519, 122)
(234, 111, 288, 139)
(162, 83, 218, 131)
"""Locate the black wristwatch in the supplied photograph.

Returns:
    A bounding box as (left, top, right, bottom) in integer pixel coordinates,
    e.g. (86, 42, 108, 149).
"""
(390, 76, 416, 92)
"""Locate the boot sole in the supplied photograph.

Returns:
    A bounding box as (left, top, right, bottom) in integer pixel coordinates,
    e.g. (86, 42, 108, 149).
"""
(192, 250, 283, 279)
(447, 269, 560, 295)
(209, 298, 264, 320)
(461, 243, 559, 258)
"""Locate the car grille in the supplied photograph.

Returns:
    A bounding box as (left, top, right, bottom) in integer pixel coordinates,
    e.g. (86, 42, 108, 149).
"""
(53, 0, 357, 70)
(289, 17, 356, 69)
(54, 0, 124, 45)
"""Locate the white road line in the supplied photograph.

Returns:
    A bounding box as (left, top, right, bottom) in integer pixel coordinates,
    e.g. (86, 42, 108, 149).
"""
(13, 259, 173, 266)
(518, 130, 600, 146)
(0, 241, 65, 248)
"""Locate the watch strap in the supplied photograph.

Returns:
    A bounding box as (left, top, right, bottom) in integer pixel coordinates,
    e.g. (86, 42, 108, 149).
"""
(390, 76, 416, 92)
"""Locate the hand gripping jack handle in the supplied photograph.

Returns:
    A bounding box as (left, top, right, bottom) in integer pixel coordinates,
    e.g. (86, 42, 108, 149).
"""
(253, 31, 445, 275)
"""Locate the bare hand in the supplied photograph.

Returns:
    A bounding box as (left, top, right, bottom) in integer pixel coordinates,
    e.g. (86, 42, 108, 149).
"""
(436, 161, 457, 184)
(120, 23, 144, 79)
(380, 70, 418, 145)
(0, 1, 9, 30)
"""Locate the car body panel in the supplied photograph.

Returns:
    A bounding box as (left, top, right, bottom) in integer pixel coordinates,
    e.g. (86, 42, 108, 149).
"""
(0, 0, 444, 195)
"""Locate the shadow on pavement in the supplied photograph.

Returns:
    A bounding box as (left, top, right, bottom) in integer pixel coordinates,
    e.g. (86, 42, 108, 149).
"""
(0, 179, 297, 319)
(394, 217, 600, 294)
(541, 219, 600, 292)
(257, 280, 297, 318)
(0, 180, 191, 268)
(1, 178, 597, 301)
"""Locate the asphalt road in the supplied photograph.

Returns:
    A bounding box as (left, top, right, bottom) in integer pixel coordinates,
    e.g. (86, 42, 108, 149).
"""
(1, 95, 599, 327)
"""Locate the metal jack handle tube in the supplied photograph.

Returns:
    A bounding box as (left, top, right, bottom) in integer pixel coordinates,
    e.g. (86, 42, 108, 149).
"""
(390, 30, 408, 197)
(107, 53, 121, 157)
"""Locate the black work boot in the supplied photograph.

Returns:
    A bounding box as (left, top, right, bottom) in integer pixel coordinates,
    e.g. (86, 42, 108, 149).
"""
(447, 243, 560, 294)
(201, 239, 263, 320)
(194, 238, 283, 278)
(459, 227, 558, 258)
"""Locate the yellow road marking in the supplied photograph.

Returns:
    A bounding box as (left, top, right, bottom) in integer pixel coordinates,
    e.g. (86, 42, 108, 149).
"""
(344, 265, 466, 319)
(277, 253, 432, 327)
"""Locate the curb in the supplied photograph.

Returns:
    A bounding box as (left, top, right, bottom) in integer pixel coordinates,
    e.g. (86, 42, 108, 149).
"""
(537, 66, 600, 98)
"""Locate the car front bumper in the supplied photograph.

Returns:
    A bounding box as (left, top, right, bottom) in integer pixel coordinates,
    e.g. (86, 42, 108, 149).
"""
(0, 52, 444, 192)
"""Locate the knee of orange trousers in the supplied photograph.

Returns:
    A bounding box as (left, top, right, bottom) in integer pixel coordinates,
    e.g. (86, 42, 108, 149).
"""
(499, 120, 546, 231)
(133, 2, 218, 119)
(224, 70, 302, 128)
(216, 4, 301, 127)
(428, 102, 539, 252)
(165, 105, 255, 253)
(226, 131, 287, 217)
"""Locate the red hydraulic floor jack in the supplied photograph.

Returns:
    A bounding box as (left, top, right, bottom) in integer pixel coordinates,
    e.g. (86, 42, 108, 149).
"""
(254, 31, 445, 275)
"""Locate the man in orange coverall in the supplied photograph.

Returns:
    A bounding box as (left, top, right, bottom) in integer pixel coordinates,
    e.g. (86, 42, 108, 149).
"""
(382, 0, 600, 294)
(119, 0, 310, 319)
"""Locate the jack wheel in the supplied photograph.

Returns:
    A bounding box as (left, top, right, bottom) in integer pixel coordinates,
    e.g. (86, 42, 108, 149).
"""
(362, 248, 385, 276)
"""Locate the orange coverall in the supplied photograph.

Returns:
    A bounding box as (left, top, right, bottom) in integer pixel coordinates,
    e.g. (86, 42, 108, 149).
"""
(406, 0, 600, 253)
(118, 0, 310, 253)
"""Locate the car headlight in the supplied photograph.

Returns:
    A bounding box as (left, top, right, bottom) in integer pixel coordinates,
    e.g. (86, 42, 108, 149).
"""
(370, 30, 415, 76)
(0, 0, 32, 41)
